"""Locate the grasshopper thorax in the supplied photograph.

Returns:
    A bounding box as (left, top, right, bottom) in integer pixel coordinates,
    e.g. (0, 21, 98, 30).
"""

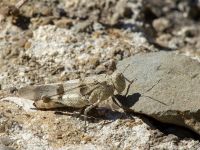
(111, 72, 126, 94)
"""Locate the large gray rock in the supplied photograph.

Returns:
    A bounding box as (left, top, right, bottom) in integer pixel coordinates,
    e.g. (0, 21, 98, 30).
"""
(117, 51, 200, 134)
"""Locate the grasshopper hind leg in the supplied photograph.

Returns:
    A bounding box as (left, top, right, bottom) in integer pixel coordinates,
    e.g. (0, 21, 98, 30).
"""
(83, 100, 101, 132)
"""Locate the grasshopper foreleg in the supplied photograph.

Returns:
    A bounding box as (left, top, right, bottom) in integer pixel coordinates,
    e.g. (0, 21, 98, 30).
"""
(112, 78, 135, 108)
(124, 78, 136, 96)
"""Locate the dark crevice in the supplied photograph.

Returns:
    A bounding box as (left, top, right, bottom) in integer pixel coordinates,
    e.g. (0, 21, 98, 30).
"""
(12, 15, 30, 30)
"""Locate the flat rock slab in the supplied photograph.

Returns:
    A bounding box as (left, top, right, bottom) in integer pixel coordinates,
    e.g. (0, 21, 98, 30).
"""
(117, 51, 200, 134)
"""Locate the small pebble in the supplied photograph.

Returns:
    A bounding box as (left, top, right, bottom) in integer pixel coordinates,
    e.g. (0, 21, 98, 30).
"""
(153, 18, 171, 32)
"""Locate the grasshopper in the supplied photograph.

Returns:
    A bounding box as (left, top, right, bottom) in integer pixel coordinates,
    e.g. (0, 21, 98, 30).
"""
(17, 68, 133, 130)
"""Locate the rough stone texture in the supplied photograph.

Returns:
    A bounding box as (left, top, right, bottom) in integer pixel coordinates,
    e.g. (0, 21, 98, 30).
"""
(117, 51, 200, 134)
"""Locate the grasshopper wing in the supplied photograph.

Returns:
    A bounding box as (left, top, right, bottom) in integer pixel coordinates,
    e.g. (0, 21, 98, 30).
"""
(18, 84, 64, 101)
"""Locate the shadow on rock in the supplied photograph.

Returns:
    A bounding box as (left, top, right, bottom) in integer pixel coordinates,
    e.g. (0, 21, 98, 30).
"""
(141, 115, 200, 141)
(35, 106, 129, 123)
(114, 93, 141, 108)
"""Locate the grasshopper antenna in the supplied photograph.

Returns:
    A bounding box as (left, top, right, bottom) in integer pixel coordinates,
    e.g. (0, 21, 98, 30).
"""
(124, 78, 136, 96)
(140, 95, 167, 105)
(145, 79, 162, 93)
(122, 64, 130, 74)
(140, 79, 168, 106)
(121, 64, 133, 83)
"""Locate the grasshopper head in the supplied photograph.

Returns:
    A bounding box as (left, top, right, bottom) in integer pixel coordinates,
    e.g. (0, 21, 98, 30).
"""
(111, 72, 126, 94)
